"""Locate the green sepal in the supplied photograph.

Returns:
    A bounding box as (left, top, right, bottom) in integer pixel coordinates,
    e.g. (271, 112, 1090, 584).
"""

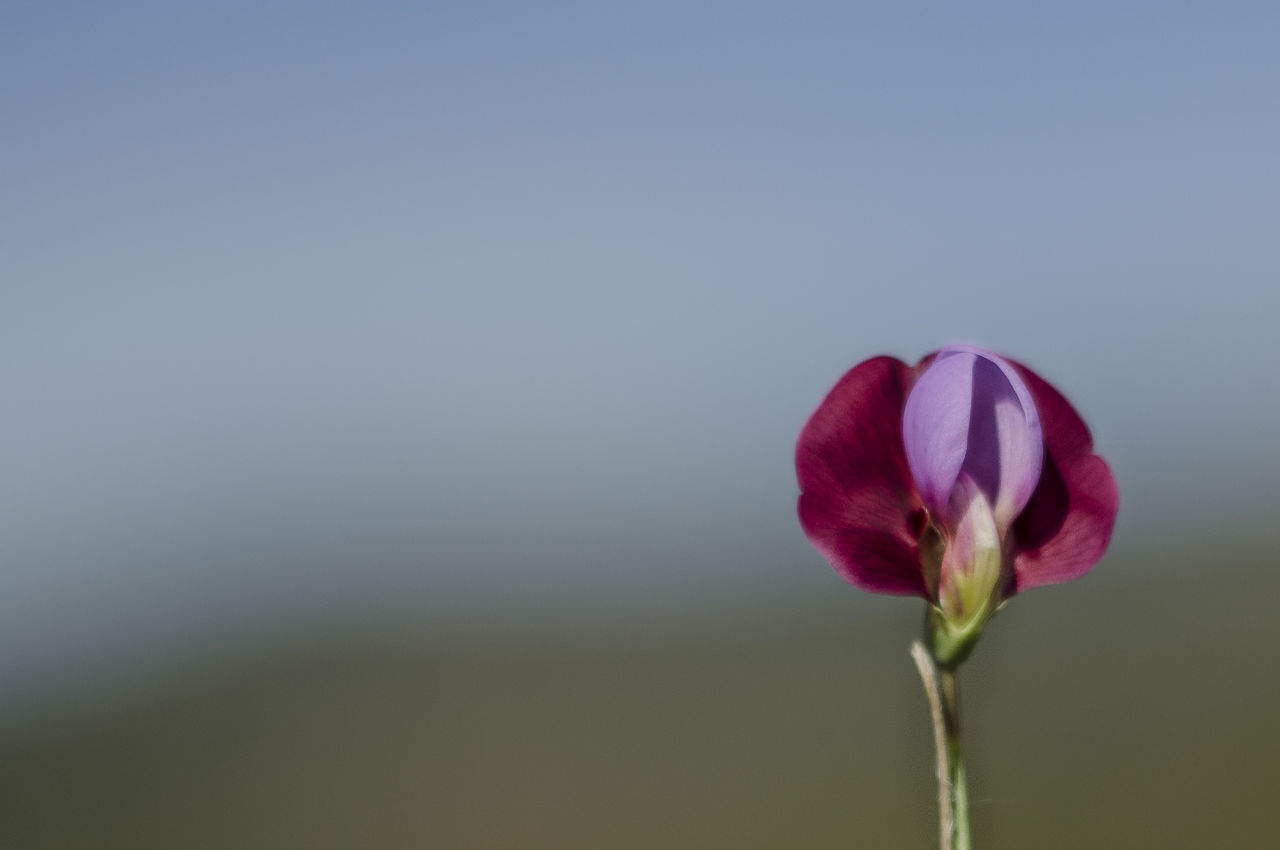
(926, 602, 992, 669)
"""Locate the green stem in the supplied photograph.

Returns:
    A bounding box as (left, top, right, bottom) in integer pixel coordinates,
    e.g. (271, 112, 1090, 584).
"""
(910, 642, 972, 850)
(941, 668, 971, 850)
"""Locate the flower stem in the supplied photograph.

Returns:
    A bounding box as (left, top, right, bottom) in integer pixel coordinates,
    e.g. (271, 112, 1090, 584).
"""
(941, 666, 971, 850)
(910, 641, 972, 850)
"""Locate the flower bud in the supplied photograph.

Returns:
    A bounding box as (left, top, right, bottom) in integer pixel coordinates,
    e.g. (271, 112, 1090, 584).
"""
(927, 476, 1005, 666)
(937, 476, 1002, 629)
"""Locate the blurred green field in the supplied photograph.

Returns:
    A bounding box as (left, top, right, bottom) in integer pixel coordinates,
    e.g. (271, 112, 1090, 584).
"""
(2, 537, 1277, 849)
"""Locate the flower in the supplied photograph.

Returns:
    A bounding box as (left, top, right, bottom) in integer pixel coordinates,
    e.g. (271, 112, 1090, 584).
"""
(795, 345, 1118, 662)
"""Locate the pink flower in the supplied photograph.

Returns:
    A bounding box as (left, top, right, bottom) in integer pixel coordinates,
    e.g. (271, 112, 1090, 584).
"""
(796, 346, 1118, 658)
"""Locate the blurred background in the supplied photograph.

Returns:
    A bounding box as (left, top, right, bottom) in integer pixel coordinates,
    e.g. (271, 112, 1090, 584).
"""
(3, 2, 1278, 847)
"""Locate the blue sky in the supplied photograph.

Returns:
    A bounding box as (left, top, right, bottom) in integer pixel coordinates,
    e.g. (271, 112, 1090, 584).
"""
(2, 2, 1278, 693)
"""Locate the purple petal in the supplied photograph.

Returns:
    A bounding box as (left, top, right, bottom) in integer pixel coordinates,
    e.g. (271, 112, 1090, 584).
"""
(903, 346, 1043, 528)
(902, 351, 975, 518)
(795, 356, 928, 597)
(959, 349, 1043, 527)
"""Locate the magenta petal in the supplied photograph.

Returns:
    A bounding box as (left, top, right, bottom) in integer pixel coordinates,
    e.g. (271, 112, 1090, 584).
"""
(1009, 363, 1120, 592)
(796, 357, 927, 596)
